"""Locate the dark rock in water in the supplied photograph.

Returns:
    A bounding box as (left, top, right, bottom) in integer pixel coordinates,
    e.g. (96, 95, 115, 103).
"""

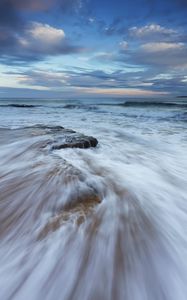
(5, 125, 98, 150)
(25, 125, 98, 150)
(51, 134, 98, 150)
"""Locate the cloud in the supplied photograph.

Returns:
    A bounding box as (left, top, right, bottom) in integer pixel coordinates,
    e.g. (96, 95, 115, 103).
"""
(128, 23, 185, 43)
(3, 68, 139, 89)
(141, 42, 185, 52)
(129, 24, 176, 38)
(142, 75, 187, 94)
(4, 66, 187, 96)
(102, 21, 181, 43)
(116, 47, 187, 75)
(29, 22, 65, 42)
(89, 21, 187, 95)
(130, 42, 187, 69)
(114, 47, 187, 94)
(19, 22, 66, 53)
(4, 68, 165, 92)
(75, 87, 167, 97)
(16, 70, 68, 88)
(4, 63, 187, 96)
(0, 22, 84, 64)
(115, 23, 187, 71)
(0, 85, 167, 99)
(0, 0, 87, 65)
(0, 2, 186, 96)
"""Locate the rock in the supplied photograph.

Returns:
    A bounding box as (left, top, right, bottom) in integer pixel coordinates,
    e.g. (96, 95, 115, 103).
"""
(51, 134, 98, 150)
(1, 125, 100, 240)
(6, 125, 98, 150)
(37, 193, 101, 240)
(26, 125, 98, 150)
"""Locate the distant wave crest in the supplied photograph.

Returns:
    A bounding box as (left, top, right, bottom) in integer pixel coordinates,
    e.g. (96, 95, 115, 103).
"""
(119, 101, 187, 108)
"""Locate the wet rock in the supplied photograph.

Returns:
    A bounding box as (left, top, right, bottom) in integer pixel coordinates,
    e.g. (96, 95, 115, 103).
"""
(51, 134, 98, 150)
(25, 125, 98, 150)
(3, 125, 98, 150)
(0, 125, 100, 241)
(37, 193, 101, 240)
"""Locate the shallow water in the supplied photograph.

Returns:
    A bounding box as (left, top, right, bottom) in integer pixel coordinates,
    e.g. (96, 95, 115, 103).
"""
(0, 98, 187, 300)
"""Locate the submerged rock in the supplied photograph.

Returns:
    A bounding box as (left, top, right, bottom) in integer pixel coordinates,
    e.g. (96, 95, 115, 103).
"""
(37, 193, 101, 240)
(39, 125, 99, 150)
(2, 125, 98, 150)
(35, 125, 99, 150)
(51, 134, 98, 150)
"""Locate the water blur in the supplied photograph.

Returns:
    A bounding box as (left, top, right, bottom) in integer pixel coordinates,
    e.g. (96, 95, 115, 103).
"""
(0, 99, 187, 300)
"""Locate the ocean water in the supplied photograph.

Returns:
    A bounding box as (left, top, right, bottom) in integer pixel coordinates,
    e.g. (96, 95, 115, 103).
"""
(0, 98, 187, 300)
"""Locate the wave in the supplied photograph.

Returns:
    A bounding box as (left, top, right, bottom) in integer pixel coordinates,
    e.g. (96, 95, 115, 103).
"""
(63, 104, 81, 109)
(118, 101, 187, 108)
(63, 104, 98, 111)
(0, 104, 39, 108)
(2, 101, 186, 110)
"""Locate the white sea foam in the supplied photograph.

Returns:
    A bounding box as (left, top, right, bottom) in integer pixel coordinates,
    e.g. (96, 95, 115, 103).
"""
(0, 98, 187, 300)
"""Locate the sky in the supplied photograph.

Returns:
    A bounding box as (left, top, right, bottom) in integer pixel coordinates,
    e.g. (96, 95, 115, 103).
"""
(0, 0, 187, 99)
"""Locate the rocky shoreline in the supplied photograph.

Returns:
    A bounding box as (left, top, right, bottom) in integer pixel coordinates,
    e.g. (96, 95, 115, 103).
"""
(0, 125, 100, 239)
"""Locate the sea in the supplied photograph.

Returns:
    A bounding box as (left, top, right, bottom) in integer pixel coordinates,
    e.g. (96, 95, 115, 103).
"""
(0, 97, 187, 300)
